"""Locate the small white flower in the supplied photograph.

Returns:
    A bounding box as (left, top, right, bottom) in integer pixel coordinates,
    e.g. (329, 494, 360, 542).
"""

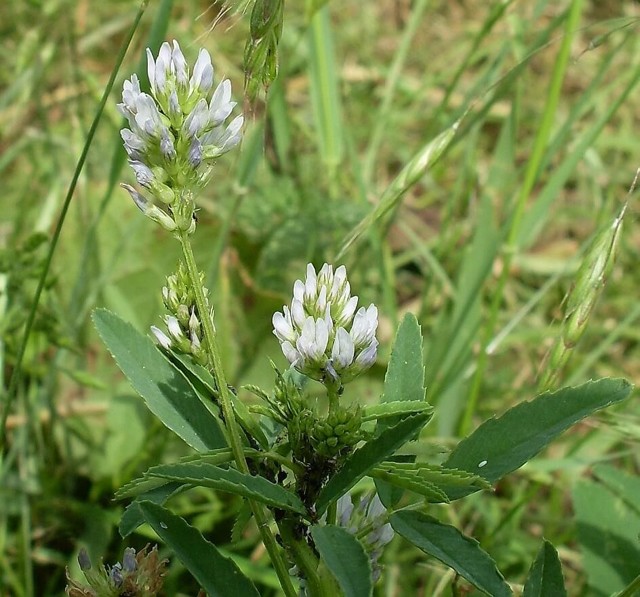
(209, 79, 235, 126)
(331, 328, 355, 370)
(190, 49, 214, 94)
(165, 315, 183, 341)
(150, 326, 172, 350)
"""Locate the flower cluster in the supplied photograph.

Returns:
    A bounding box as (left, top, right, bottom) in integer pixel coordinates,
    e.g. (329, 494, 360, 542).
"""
(150, 262, 210, 365)
(336, 492, 394, 582)
(118, 40, 243, 233)
(272, 264, 378, 385)
(66, 545, 167, 596)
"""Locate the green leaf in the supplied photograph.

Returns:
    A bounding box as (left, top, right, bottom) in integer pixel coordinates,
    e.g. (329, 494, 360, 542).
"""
(316, 412, 431, 516)
(391, 511, 512, 597)
(148, 462, 308, 515)
(445, 378, 632, 497)
(371, 462, 491, 503)
(573, 470, 640, 595)
(138, 501, 260, 597)
(523, 540, 567, 597)
(381, 313, 426, 405)
(169, 351, 270, 449)
(116, 475, 176, 500)
(92, 309, 227, 452)
(311, 525, 372, 597)
(308, 5, 343, 172)
(370, 468, 448, 503)
(593, 463, 640, 517)
(119, 482, 184, 537)
(375, 314, 428, 506)
(362, 401, 432, 422)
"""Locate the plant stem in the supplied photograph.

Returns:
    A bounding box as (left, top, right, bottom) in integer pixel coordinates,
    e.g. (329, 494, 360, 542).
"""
(279, 517, 335, 597)
(178, 233, 297, 597)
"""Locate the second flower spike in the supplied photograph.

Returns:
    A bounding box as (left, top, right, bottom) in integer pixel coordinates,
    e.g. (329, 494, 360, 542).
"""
(118, 41, 244, 233)
(273, 264, 378, 386)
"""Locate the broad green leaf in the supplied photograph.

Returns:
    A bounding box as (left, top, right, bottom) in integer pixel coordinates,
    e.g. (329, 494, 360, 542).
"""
(92, 309, 227, 452)
(316, 412, 431, 516)
(148, 462, 307, 515)
(138, 501, 260, 597)
(445, 378, 632, 497)
(119, 481, 184, 537)
(523, 540, 567, 597)
(311, 525, 372, 597)
(381, 313, 426, 405)
(573, 471, 640, 595)
(391, 511, 512, 597)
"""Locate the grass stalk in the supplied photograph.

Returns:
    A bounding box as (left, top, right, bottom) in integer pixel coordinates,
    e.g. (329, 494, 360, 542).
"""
(459, 0, 585, 436)
(0, 0, 150, 453)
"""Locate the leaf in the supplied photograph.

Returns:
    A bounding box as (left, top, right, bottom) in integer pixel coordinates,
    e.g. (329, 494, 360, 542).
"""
(119, 481, 184, 537)
(169, 351, 269, 449)
(370, 469, 448, 503)
(593, 463, 640, 517)
(375, 314, 428, 506)
(362, 401, 432, 422)
(372, 462, 491, 503)
(92, 309, 227, 452)
(391, 511, 512, 597)
(138, 501, 260, 597)
(315, 412, 431, 516)
(573, 472, 640, 594)
(381, 313, 426, 405)
(445, 378, 632, 498)
(523, 540, 567, 597)
(148, 462, 308, 515)
(116, 475, 176, 500)
(311, 525, 372, 597)
(308, 5, 344, 171)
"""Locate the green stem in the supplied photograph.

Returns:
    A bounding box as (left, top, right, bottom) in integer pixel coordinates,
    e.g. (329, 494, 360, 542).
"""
(324, 382, 341, 526)
(459, 0, 584, 436)
(178, 233, 297, 597)
(279, 517, 336, 597)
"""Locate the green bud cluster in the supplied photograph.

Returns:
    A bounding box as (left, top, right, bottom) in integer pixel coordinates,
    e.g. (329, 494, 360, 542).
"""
(290, 404, 364, 461)
(150, 262, 211, 366)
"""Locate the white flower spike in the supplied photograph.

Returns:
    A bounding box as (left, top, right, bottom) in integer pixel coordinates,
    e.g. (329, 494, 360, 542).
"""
(118, 41, 243, 233)
(272, 263, 378, 385)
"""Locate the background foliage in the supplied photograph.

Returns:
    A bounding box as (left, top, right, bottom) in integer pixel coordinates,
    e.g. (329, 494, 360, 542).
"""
(1, 0, 639, 594)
